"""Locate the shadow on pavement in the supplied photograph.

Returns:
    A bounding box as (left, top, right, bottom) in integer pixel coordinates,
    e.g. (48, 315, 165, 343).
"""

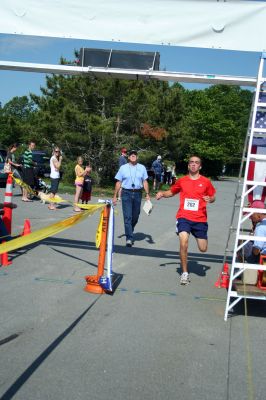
(50, 246, 98, 269)
(9, 236, 225, 267)
(229, 298, 266, 319)
(105, 272, 124, 296)
(0, 297, 101, 400)
(176, 260, 211, 277)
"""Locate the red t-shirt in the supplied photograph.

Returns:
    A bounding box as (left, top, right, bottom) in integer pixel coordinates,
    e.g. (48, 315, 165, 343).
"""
(170, 175, 216, 222)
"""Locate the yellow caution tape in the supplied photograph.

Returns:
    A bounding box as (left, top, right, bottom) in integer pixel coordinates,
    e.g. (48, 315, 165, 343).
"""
(51, 195, 67, 203)
(12, 175, 35, 195)
(95, 209, 104, 248)
(0, 204, 105, 255)
(39, 193, 68, 203)
(12, 175, 69, 204)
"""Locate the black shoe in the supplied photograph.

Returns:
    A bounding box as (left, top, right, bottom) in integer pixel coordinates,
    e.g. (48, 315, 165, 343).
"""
(126, 240, 132, 247)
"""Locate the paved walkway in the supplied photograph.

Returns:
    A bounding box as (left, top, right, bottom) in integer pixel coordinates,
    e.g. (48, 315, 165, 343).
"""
(0, 179, 265, 400)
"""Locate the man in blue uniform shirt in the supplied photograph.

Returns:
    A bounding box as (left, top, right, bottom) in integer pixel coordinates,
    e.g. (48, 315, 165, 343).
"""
(238, 200, 266, 263)
(113, 150, 150, 247)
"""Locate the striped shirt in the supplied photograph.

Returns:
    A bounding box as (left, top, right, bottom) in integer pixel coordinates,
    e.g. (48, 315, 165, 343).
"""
(23, 149, 33, 168)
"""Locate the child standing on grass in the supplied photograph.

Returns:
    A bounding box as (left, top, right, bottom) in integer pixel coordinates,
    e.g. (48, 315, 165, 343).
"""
(81, 165, 92, 204)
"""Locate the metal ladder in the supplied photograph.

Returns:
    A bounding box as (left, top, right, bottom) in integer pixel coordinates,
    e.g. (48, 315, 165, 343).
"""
(224, 53, 266, 321)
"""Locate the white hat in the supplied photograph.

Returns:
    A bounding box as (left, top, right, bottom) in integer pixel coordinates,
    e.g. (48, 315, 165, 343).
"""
(157, 155, 162, 160)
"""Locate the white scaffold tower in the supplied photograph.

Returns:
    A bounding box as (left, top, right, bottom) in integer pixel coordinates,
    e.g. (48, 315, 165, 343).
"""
(224, 53, 266, 321)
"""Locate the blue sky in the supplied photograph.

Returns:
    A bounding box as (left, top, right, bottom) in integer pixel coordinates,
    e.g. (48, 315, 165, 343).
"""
(0, 32, 262, 105)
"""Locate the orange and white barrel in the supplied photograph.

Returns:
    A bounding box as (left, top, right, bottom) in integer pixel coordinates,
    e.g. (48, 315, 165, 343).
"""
(3, 173, 13, 234)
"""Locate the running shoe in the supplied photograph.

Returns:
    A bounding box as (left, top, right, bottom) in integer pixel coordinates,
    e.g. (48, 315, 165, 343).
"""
(180, 272, 190, 285)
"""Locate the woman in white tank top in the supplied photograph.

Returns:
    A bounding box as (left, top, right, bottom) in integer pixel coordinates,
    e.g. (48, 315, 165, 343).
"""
(48, 147, 62, 210)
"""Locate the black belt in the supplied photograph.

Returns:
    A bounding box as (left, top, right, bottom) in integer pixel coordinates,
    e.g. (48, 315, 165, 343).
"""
(122, 188, 143, 192)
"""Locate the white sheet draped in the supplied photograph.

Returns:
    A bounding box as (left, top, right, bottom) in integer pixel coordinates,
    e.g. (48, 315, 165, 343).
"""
(1, 0, 266, 52)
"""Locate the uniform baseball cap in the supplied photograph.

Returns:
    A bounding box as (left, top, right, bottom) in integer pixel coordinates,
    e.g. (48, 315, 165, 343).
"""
(245, 200, 265, 219)
(250, 200, 265, 209)
(157, 155, 162, 160)
(129, 150, 138, 156)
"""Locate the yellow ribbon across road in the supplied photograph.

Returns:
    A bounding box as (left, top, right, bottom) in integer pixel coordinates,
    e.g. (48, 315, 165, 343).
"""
(0, 204, 105, 255)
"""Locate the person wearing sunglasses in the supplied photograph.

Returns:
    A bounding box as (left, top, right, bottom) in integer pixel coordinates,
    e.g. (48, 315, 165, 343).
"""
(48, 147, 62, 210)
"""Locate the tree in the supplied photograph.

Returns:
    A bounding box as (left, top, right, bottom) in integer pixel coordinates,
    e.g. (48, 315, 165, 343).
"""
(0, 96, 37, 146)
(179, 85, 252, 176)
(0, 59, 253, 183)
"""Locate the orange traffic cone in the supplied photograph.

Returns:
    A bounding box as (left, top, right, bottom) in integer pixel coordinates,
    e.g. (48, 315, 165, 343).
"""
(220, 263, 230, 288)
(215, 263, 230, 289)
(84, 205, 110, 294)
(3, 173, 14, 235)
(214, 273, 222, 288)
(22, 219, 31, 236)
(0, 241, 12, 267)
(1, 252, 11, 267)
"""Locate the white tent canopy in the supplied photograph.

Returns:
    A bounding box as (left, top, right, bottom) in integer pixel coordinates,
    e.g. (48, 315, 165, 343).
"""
(1, 0, 266, 52)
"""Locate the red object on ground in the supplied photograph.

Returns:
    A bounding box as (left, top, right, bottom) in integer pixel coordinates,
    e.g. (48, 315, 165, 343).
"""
(215, 263, 230, 289)
(22, 219, 31, 236)
(257, 255, 266, 290)
(0, 241, 12, 267)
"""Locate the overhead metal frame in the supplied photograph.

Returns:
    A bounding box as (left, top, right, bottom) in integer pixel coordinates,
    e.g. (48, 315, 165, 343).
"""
(0, 60, 257, 87)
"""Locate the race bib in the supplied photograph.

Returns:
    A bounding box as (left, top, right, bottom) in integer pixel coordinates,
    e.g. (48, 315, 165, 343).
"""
(184, 198, 199, 211)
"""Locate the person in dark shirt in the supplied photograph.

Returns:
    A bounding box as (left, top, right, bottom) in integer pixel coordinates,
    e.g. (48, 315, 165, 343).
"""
(118, 147, 127, 168)
(81, 165, 93, 204)
(6, 143, 22, 179)
(152, 155, 163, 191)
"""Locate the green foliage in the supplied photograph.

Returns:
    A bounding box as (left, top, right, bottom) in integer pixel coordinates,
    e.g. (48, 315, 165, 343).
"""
(0, 60, 253, 180)
(178, 85, 252, 176)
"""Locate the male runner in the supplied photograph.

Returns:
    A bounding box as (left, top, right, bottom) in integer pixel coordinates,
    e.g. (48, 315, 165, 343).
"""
(156, 156, 216, 285)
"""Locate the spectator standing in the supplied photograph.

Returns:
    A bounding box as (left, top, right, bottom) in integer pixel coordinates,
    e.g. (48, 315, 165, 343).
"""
(156, 156, 216, 285)
(152, 155, 163, 191)
(48, 147, 62, 211)
(74, 157, 91, 212)
(165, 164, 172, 185)
(81, 165, 93, 204)
(113, 150, 150, 247)
(118, 147, 127, 168)
(171, 164, 177, 185)
(21, 141, 36, 202)
(6, 143, 22, 179)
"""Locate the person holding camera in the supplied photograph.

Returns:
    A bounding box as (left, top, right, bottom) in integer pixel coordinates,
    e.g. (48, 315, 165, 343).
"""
(48, 146, 62, 211)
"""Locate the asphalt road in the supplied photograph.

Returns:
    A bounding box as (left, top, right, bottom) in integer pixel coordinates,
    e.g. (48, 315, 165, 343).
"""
(0, 180, 265, 400)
